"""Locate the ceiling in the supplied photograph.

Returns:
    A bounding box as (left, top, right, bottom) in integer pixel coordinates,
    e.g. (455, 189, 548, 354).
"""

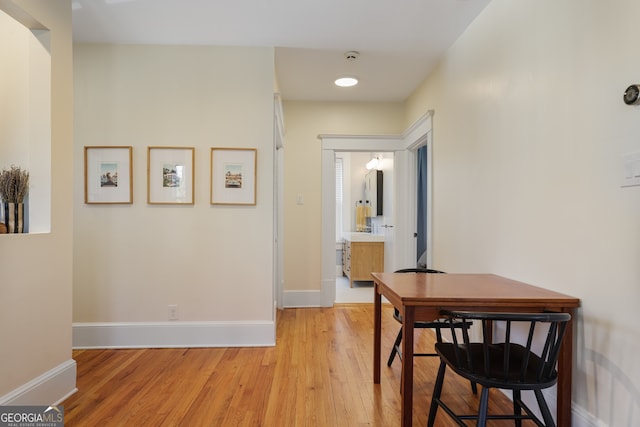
(71, 0, 491, 102)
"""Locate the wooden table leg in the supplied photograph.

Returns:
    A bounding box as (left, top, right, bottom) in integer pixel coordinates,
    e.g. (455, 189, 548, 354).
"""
(556, 308, 575, 427)
(373, 281, 381, 384)
(401, 305, 415, 427)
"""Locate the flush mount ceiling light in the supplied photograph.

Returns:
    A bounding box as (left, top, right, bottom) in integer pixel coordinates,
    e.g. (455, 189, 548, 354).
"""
(335, 51, 360, 88)
(335, 77, 358, 87)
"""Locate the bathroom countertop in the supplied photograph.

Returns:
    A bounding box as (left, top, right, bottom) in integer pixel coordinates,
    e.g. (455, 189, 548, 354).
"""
(343, 232, 385, 242)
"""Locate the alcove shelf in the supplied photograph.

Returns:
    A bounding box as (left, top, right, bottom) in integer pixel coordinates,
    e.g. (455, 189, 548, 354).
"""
(0, 7, 51, 234)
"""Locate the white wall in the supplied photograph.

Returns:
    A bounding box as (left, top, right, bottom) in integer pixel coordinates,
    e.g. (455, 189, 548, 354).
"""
(342, 152, 393, 236)
(406, 0, 640, 423)
(73, 45, 276, 347)
(0, 0, 75, 404)
(337, 151, 387, 236)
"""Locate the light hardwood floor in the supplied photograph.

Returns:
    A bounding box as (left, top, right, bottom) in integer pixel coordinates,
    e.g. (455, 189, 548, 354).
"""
(63, 304, 530, 426)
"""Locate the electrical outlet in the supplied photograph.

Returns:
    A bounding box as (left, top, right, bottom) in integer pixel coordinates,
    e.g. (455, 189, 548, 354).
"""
(168, 304, 178, 320)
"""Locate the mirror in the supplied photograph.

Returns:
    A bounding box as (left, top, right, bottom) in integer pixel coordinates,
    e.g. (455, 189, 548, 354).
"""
(365, 170, 383, 216)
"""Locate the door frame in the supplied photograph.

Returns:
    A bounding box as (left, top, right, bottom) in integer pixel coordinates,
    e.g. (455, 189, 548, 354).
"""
(319, 111, 434, 306)
(274, 94, 285, 313)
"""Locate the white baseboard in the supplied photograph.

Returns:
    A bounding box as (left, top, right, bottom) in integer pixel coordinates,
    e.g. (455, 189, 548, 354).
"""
(283, 290, 322, 307)
(499, 388, 594, 427)
(571, 403, 600, 427)
(72, 321, 275, 349)
(0, 359, 77, 406)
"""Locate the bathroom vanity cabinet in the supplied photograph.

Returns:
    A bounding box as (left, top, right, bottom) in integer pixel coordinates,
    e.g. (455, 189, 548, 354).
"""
(342, 233, 384, 287)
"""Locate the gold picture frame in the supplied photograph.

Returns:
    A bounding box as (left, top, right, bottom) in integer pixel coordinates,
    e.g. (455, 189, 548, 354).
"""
(84, 146, 133, 204)
(210, 148, 257, 205)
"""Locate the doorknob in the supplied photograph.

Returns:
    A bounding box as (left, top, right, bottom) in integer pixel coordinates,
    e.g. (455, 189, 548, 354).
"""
(380, 225, 394, 228)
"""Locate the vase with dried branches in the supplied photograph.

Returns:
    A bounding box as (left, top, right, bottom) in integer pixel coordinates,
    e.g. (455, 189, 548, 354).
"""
(0, 165, 29, 233)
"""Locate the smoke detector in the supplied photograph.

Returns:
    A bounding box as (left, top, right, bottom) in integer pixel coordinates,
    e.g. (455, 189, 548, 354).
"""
(344, 51, 360, 61)
(335, 51, 360, 87)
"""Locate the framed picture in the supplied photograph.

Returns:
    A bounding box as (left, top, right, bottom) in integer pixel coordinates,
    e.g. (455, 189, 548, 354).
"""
(147, 147, 195, 204)
(84, 146, 133, 204)
(210, 148, 257, 205)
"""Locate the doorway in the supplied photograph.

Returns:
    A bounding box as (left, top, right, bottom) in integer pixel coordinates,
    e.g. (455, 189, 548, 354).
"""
(335, 152, 394, 303)
(319, 111, 434, 307)
(416, 145, 429, 268)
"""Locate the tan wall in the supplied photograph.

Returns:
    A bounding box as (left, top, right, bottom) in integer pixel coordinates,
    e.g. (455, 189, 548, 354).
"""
(282, 101, 403, 291)
(73, 45, 275, 323)
(405, 0, 640, 420)
(0, 0, 74, 399)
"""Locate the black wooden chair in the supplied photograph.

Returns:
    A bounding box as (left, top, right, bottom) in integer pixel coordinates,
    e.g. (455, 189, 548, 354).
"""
(388, 268, 477, 394)
(427, 310, 571, 427)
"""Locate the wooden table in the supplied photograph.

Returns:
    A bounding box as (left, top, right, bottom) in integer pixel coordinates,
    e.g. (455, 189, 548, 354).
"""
(372, 272, 580, 427)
